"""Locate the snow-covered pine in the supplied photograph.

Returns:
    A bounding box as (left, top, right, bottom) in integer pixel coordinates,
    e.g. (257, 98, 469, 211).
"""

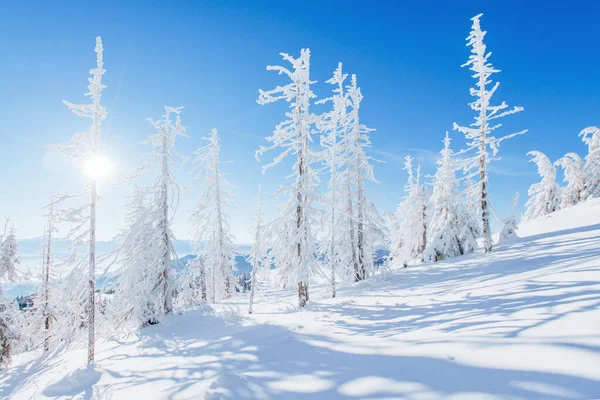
(189, 129, 237, 303)
(391, 157, 429, 267)
(144, 106, 189, 313)
(345, 74, 383, 281)
(424, 133, 462, 262)
(555, 152, 586, 208)
(248, 186, 267, 314)
(579, 126, 600, 198)
(52, 37, 106, 365)
(453, 14, 527, 253)
(524, 151, 561, 221)
(316, 62, 348, 296)
(256, 49, 320, 307)
(109, 187, 164, 328)
(0, 219, 19, 369)
(499, 192, 519, 243)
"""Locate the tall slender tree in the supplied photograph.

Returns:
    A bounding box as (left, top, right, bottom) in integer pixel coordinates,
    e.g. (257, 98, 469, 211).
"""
(453, 14, 526, 253)
(189, 129, 237, 302)
(145, 106, 188, 313)
(256, 49, 319, 307)
(316, 63, 347, 296)
(53, 37, 107, 364)
(345, 74, 382, 281)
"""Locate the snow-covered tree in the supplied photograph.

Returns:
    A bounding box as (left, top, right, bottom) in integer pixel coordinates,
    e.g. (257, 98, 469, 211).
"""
(579, 126, 600, 198)
(391, 157, 429, 266)
(256, 49, 320, 307)
(0, 219, 19, 369)
(453, 14, 527, 253)
(499, 192, 519, 243)
(424, 133, 462, 262)
(113, 106, 188, 327)
(316, 63, 347, 297)
(524, 151, 561, 221)
(52, 37, 107, 365)
(109, 188, 165, 328)
(190, 129, 237, 302)
(555, 152, 586, 207)
(248, 186, 268, 314)
(345, 74, 384, 281)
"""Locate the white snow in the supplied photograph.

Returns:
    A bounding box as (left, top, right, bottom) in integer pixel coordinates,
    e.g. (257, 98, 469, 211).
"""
(3, 199, 600, 399)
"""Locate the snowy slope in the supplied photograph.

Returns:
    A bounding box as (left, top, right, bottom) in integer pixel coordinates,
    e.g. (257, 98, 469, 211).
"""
(3, 200, 600, 399)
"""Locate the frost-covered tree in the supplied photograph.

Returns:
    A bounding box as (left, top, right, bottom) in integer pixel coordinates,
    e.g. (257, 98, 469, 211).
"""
(555, 152, 585, 207)
(112, 106, 188, 328)
(453, 14, 527, 253)
(190, 129, 237, 302)
(52, 37, 107, 364)
(316, 63, 347, 297)
(145, 106, 188, 313)
(579, 126, 600, 197)
(499, 192, 519, 244)
(0, 219, 19, 369)
(248, 187, 268, 314)
(256, 49, 320, 307)
(109, 188, 164, 328)
(345, 74, 383, 281)
(524, 151, 561, 221)
(391, 157, 429, 266)
(425, 133, 462, 262)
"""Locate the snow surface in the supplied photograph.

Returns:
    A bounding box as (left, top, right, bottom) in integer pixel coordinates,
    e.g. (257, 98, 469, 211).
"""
(3, 200, 600, 399)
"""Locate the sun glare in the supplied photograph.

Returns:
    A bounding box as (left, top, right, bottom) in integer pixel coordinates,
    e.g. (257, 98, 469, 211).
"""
(84, 155, 111, 180)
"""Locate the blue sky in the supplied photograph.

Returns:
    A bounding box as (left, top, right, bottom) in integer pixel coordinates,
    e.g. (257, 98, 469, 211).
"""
(1, 1, 598, 243)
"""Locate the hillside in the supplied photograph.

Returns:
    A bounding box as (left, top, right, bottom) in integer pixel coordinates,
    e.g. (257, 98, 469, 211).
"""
(2, 200, 600, 399)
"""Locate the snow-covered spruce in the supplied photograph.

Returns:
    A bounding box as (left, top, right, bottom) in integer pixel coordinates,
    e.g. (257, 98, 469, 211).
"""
(112, 106, 188, 327)
(256, 49, 320, 307)
(524, 151, 561, 221)
(555, 152, 586, 208)
(424, 133, 462, 262)
(344, 74, 384, 281)
(391, 157, 429, 267)
(52, 37, 107, 365)
(453, 14, 527, 253)
(316, 63, 347, 296)
(188, 129, 237, 304)
(579, 126, 600, 198)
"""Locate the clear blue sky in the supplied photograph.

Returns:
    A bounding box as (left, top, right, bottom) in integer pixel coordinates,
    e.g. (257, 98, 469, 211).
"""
(1, 0, 598, 243)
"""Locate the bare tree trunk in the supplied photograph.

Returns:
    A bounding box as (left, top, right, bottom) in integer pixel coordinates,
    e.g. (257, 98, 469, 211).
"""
(200, 260, 207, 301)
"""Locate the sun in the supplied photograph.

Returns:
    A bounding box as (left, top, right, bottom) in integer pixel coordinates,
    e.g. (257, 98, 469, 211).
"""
(84, 155, 111, 180)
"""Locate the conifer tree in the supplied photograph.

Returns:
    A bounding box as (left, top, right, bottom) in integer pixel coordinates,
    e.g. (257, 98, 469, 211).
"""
(555, 152, 585, 207)
(189, 129, 237, 302)
(524, 151, 561, 221)
(453, 14, 526, 253)
(425, 133, 462, 262)
(256, 49, 319, 307)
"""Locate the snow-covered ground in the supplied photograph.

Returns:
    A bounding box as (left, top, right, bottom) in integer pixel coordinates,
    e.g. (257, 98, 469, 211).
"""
(3, 200, 600, 399)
